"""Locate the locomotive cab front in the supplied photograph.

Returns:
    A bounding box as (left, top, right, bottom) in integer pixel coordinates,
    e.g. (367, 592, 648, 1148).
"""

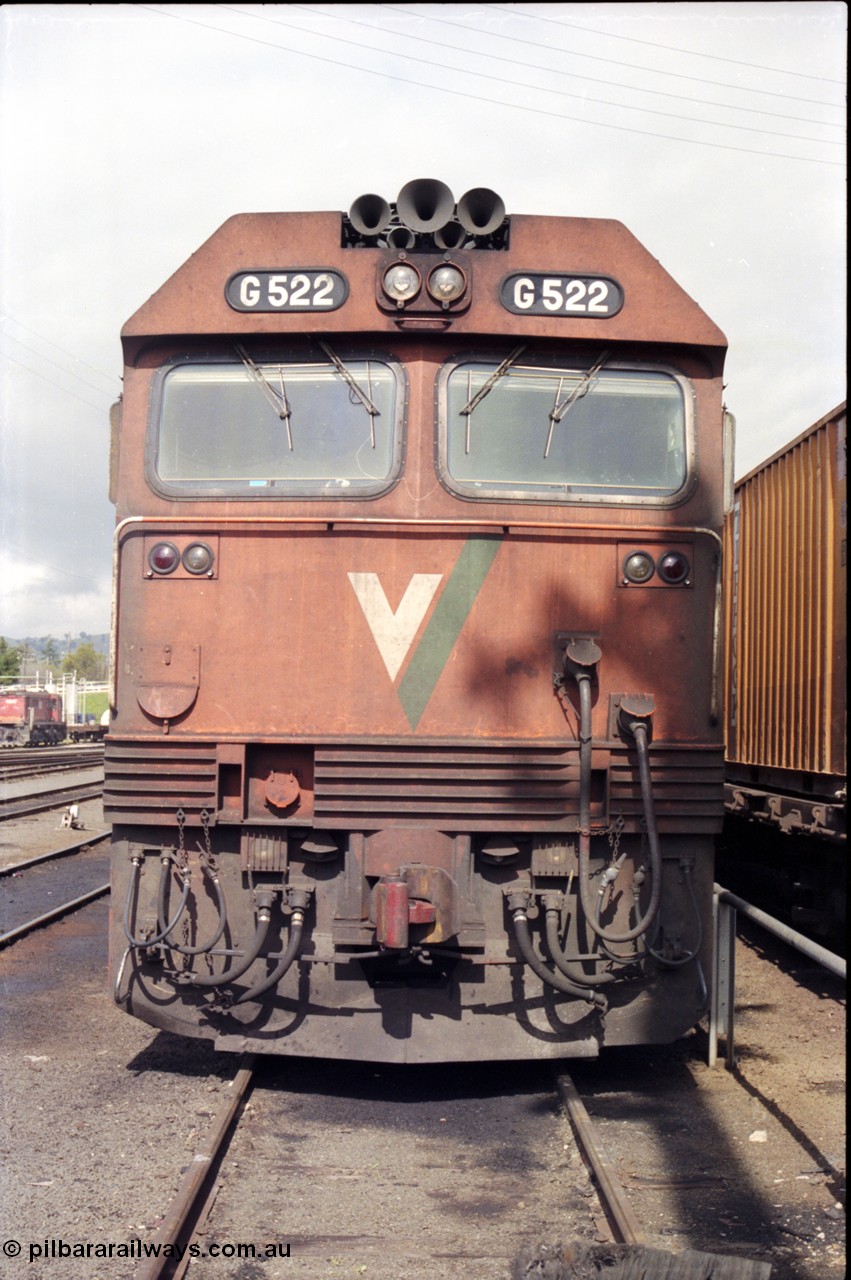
(107, 182, 729, 1063)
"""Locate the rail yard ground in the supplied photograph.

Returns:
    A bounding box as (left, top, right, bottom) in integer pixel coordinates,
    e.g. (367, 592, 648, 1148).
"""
(0, 789, 845, 1280)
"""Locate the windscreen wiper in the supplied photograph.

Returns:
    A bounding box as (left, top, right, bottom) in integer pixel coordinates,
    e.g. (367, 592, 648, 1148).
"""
(318, 340, 379, 448)
(234, 345, 293, 450)
(544, 350, 610, 459)
(460, 344, 527, 418)
(460, 344, 527, 455)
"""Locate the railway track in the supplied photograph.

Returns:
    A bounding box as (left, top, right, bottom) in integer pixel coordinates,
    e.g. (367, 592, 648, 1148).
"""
(130, 1059, 772, 1280)
(0, 744, 104, 781)
(0, 778, 104, 822)
(0, 859, 842, 1280)
(0, 832, 110, 947)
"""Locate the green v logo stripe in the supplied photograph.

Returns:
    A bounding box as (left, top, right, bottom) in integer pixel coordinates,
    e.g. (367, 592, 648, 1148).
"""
(396, 536, 502, 729)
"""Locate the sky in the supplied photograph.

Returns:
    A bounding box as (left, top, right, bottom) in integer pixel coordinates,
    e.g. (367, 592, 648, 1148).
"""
(0, 2, 845, 640)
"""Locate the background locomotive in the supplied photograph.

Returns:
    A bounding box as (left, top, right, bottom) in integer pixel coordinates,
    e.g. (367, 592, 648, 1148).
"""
(106, 180, 732, 1062)
(721, 402, 846, 945)
(0, 690, 65, 746)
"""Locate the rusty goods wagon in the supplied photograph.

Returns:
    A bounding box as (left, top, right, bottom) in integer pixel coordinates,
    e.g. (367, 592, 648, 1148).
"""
(722, 403, 846, 936)
(0, 690, 65, 746)
(107, 180, 732, 1062)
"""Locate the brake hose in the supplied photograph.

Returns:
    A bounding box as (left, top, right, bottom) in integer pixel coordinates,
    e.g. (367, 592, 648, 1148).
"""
(227, 907, 306, 1006)
(508, 895, 607, 1010)
(157, 858, 229, 956)
(647, 858, 703, 966)
(122, 856, 190, 949)
(575, 671, 661, 943)
(543, 903, 616, 986)
(180, 891, 275, 988)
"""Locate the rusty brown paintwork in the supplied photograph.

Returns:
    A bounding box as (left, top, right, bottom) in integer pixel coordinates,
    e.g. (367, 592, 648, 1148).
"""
(107, 188, 729, 1062)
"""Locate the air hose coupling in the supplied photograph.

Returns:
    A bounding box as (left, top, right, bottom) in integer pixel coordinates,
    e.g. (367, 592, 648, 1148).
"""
(287, 887, 312, 924)
(253, 889, 276, 922)
(563, 636, 602, 683)
(617, 693, 656, 742)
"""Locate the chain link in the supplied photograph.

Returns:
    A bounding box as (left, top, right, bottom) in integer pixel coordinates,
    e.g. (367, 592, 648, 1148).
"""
(199, 808, 217, 873)
(174, 808, 188, 872)
(606, 813, 625, 862)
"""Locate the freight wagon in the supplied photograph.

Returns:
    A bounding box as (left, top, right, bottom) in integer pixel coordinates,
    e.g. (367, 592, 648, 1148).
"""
(722, 403, 846, 939)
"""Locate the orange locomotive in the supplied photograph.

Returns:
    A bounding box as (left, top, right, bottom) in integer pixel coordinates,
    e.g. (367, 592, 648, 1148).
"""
(107, 181, 732, 1062)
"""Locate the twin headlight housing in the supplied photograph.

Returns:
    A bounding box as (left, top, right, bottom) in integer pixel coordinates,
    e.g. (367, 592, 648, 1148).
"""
(382, 260, 467, 310)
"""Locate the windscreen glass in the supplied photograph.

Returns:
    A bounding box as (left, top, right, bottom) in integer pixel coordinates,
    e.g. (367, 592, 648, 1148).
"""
(153, 351, 402, 497)
(441, 358, 689, 503)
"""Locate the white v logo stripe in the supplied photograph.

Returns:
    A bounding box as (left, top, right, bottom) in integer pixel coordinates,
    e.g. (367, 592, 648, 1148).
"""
(348, 572, 443, 681)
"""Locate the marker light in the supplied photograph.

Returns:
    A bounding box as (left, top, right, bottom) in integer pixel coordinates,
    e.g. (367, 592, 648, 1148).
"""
(148, 542, 180, 575)
(427, 263, 466, 306)
(382, 262, 421, 306)
(182, 542, 214, 575)
(658, 551, 690, 584)
(623, 551, 655, 584)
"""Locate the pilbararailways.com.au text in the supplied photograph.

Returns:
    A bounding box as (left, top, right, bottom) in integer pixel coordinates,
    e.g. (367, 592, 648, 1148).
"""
(2, 1238, 292, 1264)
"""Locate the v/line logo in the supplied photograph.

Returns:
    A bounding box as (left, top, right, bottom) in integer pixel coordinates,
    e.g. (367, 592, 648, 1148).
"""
(348, 537, 501, 729)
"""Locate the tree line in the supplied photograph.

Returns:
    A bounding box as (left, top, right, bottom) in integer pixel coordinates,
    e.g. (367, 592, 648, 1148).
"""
(0, 637, 107, 682)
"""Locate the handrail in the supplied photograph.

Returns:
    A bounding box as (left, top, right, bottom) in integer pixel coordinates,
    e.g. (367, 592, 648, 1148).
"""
(709, 882, 845, 1069)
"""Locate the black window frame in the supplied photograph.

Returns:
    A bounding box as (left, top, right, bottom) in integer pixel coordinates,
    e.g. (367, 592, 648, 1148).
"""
(435, 350, 697, 508)
(145, 346, 408, 501)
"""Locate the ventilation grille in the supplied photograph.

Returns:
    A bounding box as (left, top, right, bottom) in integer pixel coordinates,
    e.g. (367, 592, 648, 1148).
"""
(609, 750, 725, 834)
(313, 743, 580, 831)
(104, 737, 724, 834)
(104, 739, 217, 823)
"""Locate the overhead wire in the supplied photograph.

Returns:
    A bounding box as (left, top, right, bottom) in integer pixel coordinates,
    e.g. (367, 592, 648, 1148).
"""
(137, 6, 844, 166)
(289, 3, 843, 129)
(0, 313, 118, 386)
(484, 1, 845, 84)
(379, 2, 845, 108)
(1, 350, 114, 415)
(0, 542, 107, 589)
(1, 333, 119, 399)
(246, 4, 839, 149)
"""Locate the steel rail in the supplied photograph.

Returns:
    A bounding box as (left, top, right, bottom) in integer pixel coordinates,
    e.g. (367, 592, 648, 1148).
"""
(0, 782, 103, 822)
(132, 1058, 256, 1280)
(0, 882, 110, 948)
(0, 830, 111, 877)
(556, 1071, 647, 1247)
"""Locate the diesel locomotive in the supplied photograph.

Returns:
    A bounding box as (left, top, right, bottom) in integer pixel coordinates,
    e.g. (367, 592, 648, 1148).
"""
(0, 690, 65, 746)
(106, 180, 732, 1062)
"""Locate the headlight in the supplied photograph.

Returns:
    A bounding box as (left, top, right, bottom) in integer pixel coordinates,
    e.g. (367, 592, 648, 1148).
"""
(623, 551, 655, 584)
(182, 542, 215, 575)
(382, 262, 421, 306)
(427, 263, 466, 306)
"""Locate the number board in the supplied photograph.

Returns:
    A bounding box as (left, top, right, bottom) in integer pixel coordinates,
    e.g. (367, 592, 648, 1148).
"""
(226, 270, 348, 312)
(500, 273, 624, 318)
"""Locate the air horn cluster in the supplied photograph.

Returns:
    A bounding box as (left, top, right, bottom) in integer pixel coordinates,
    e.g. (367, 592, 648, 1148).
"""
(344, 179, 507, 250)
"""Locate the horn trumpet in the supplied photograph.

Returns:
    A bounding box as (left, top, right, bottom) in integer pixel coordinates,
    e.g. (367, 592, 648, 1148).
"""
(386, 225, 417, 249)
(434, 221, 468, 250)
(396, 178, 455, 233)
(348, 192, 391, 238)
(457, 187, 505, 237)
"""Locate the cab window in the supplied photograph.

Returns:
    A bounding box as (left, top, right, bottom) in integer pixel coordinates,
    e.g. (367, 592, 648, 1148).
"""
(439, 355, 691, 504)
(149, 348, 404, 498)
